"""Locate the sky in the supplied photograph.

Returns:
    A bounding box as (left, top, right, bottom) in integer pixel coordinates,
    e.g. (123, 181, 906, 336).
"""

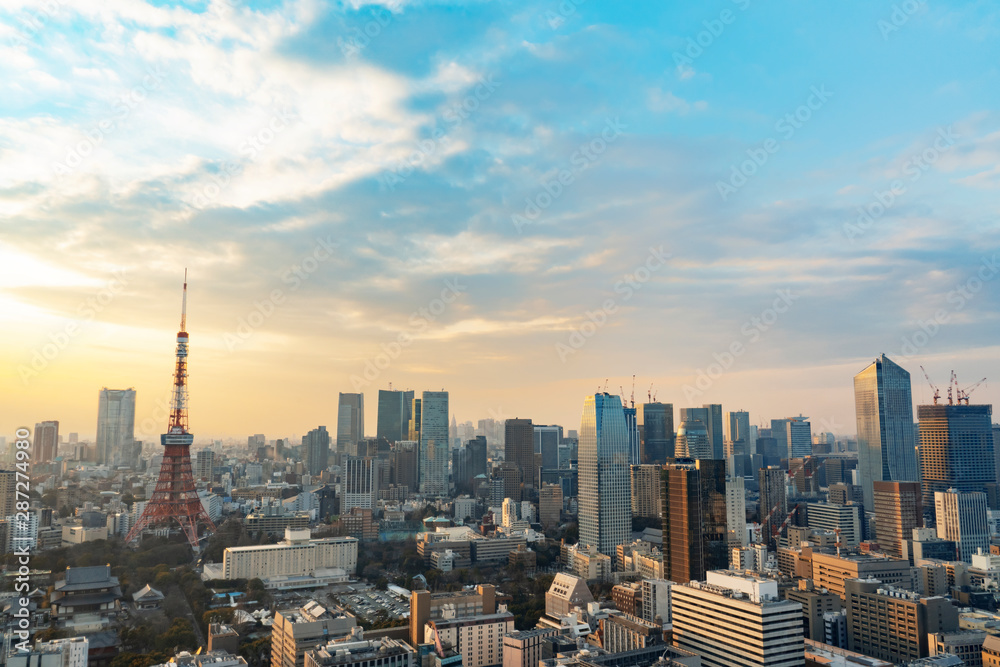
(1, 0, 998, 443)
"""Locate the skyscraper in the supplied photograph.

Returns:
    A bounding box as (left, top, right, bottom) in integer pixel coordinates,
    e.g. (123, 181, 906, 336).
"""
(759, 467, 787, 549)
(578, 393, 631, 566)
(33, 421, 59, 463)
(337, 393, 365, 457)
(96, 388, 136, 467)
(676, 418, 710, 459)
(726, 476, 747, 547)
(623, 405, 640, 465)
(505, 419, 535, 491)
(630, 464, 661, 519)
(784, 416, 812, 459)
(659, 459, 728, 583)
(304, 426, 330, 476)
(726, 410, 751, 455)
(919, 403, 995, 511)
(638, 402, 673, 464)
(419, 391, 449, 496)
(534, 425, 562, 473)
(343, 457, 380, 512)
(873, 480, 922, 558)
(854, 354, 919, 509)
(935, 489, 989, 562)
(680, 406, 723, 459)
(376, 389, 413, 443)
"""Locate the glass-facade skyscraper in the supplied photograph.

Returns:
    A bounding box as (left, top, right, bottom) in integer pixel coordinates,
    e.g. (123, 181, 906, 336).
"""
(638, 402, 673, 464)
(579, 393, 631, 566)
(919, 403, 995, 511)
(304, 425, 330, 476)
(376, 389, 413, 443)
(419, 390, 449, 496)
(96, 388, 135, 467)
(854, 354, 918, 509)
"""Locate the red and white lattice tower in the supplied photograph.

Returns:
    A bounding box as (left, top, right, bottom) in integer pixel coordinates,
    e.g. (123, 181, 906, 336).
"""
(125, 270, 215, 550)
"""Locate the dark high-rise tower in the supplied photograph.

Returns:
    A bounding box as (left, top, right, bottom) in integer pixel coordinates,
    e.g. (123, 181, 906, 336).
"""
(304, 425, 330, 476)
(758, 466, 787, 549)
(854, 354, 918, 509)
(377, 389, 412, 443)
(32, 421, 58, 463)
(919, 403, 995, 511)
(505, 418, 535, 491)
(639, 402, 673, 464)
(680, 405, 723, 459)
(660, 459, 728, 583)
(126, 272, 215, 550)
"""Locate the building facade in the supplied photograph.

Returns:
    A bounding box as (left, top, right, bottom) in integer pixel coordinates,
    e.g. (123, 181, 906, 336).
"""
(578, 393, 631, 566)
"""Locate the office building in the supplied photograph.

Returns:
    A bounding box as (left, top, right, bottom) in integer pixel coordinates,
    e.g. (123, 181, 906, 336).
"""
(534, 425, 562, 473)
(342, 457, 379, 512)
(928, 631, 988, 667)
(538, 483, 563, 529)
(303, 426, 330, 476)
(919, 403, 995, 510)
(660, 459, 727, 583)
(935, 489, 989, 562)
(337, 393, 365, 457)
(639, 402, 673, 464)
(195, 449, 215, 481)
(419, 391, 449, 496)
(95, 388, 136, 467)
(33, 420, 59, 463)
(271, 601, 358, 667)
(0, 470, 16, 518)
(409, 585, 495, 648)
(873, 480, 922, 558)
(426, 612, 514, 667)
(770, 419, 791, 461)
(759, 466, 787, 549)
(36, 637, 89, 667)
(726, 476, 747, 547)
(630, 464, 661, 519)
(726, 410, 752, 455)
(675, 418, 710, 459)
(505, 418, 535, 491)
(376, 388, 414, 443)
(785, 580, 840, 643)
(672, 570, 804, 667)
(579, 393, 631, 565)
(502, 629, 557, 667)
(854, 355, 919, 509)
(811, 552, 912, 601)
(784, 416, 812, 459)
(806, 503, 862, 547)
(845, 578, 958, 663)
(679, 406, 723, 459)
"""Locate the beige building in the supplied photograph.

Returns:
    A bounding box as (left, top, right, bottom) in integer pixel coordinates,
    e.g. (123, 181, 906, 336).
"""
(223, 528, 357, 581)
(984, 634, 1000, 667)
(545, 573, 594, 619)
(929, 631, 987, 667)
(845, 578, 957, 663)
(409, 585, 495, 648)
(502, 629, 556, 667)
(811, 552, 912, 600)
(271, 601, 358, 667)
(61, 524, 108, 546)
(425, 612, 514, 667)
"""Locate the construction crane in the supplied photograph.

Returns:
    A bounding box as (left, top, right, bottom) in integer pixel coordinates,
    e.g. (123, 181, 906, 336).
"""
(948, 370, 957, 405)
(920, 366, 941, 405)
(631, 374, 636, 409)
(648, 383, 654, 403)
(959, 377, 988, 405)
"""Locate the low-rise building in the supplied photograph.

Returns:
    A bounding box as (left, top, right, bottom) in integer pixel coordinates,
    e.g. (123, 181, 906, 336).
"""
(304, 635, 415, 667)
(271, 601, 358, 667)
(49, 565, 122, 633)
(223, 528, 358, 584)
(426, 612, 514, 667)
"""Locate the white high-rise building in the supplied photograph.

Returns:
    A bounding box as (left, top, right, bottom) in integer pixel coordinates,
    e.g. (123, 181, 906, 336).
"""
(342, 457, 379, 512)
(337, 393, 365, 456)
(672, 570, 804, 667)
(935, 489, 989, 562)
(726, 477, 747, 547)
(578, 393, 631, 567)
(96, 388, 136, 467)
(419, 391, 449, 496)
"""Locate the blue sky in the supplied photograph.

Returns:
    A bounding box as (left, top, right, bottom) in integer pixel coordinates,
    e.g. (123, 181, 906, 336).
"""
(1, 0, 998, 439)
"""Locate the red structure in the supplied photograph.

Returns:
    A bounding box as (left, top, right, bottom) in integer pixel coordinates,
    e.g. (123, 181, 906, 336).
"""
(125, 271, 215, 550)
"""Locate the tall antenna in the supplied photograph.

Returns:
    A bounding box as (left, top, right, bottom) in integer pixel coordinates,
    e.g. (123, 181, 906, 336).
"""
(180, 268, 188, 332)
(630, 374, 635, 409)
(169, 272, 191, 435)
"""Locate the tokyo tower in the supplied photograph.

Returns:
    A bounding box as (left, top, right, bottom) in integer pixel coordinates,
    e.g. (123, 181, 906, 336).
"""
(125, 271, 215, 550)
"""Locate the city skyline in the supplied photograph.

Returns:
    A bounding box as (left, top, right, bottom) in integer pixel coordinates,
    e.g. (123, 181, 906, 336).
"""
(2, 2, 998, 440)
